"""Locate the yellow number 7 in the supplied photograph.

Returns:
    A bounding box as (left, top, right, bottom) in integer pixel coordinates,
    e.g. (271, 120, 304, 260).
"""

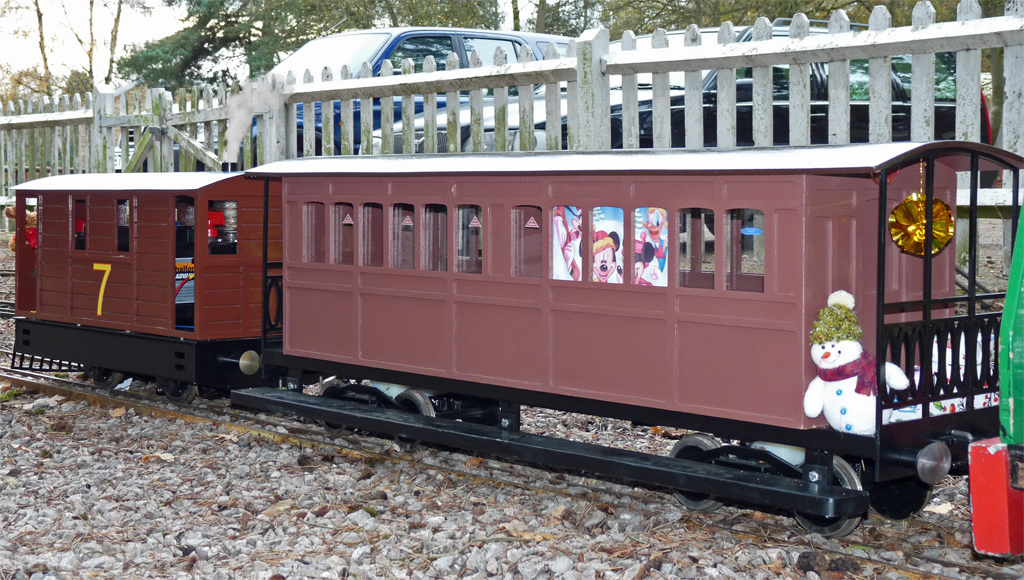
(93, 263, 111, 316)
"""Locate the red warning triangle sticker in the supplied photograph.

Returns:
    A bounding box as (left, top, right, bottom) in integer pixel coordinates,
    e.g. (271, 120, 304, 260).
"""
(402, 215, 414, 226)
(342, 214, 354, 225)
(469, 216, 482, 228)
(525, 217, 539, 229)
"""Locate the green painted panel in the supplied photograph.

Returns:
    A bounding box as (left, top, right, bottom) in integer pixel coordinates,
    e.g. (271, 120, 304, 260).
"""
(1000, 212, 1024, 445)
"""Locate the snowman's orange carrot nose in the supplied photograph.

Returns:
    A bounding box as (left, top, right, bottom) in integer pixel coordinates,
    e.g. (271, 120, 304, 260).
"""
(822, 352, 831, 359)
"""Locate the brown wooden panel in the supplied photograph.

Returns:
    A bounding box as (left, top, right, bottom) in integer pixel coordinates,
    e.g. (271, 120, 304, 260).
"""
(135, 287, 168, 306)
(202, 287, 243, 305)
(135, 239, 168, 256)
(38, 291, 67, 308)
(201, 269, 244, 290)
(37, 264, 69, 280)
(38, 277, 69, 293)
(200, 304, 243, 321)
(136, 270, 172, 287)
(136, 301, 171, 320)
(136, 206, 171, 224)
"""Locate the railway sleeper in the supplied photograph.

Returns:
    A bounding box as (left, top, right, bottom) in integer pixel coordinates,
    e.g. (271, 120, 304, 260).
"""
(232, 387, 869, 521)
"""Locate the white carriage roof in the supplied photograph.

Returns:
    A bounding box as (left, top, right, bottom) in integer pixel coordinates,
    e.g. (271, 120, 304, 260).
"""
(11, 172, 242, 192)
(246, 141, 1023, 178)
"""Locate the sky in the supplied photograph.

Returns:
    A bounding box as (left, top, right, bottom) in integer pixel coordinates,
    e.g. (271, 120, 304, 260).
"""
(3, 0, 530, 90)
(3, 0, 186, 87)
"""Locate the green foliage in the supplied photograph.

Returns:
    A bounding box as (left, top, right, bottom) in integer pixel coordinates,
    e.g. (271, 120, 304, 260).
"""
(62, 70, 93, 97)
(117, 0, 502, 89)
(0, 388, 23, 402)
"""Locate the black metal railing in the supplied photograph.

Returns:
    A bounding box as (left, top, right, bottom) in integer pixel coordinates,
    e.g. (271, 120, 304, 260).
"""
(881, 313, 1000, 418)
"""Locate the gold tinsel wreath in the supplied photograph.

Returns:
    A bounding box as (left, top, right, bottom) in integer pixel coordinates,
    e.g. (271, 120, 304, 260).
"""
(888, 193, 954, 256)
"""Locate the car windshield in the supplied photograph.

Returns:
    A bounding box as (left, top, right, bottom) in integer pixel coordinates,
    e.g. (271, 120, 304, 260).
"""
(271, 32, 391, 78)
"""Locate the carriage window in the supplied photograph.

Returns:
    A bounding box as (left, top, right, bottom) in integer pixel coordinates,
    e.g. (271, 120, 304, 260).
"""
(513, 205, 542, 278)
(726, 208, 765, 293)
(591, 207, 623, 284)
(74, 199, 87, 250)
(552, 205, 582, 281)
(633, 207, 668, 286)
(678, 208, 714, 289)
(208, 200, 238, 255)
(362, 203, 384, 267)
(303, 202, 326, 263)
(456, 205, 483, 274)
(393, 203, 415, 269)
(424, 204, 447, 272)
(333, 203, 354, 265)
(116, 199, 130, 252)
(174, 196, 196, 330)
(175, 197, 195, 258)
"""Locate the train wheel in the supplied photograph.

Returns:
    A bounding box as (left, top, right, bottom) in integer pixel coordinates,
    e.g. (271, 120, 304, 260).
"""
(794, 456, 863, 538)
(670, 434, 724, 511)
(162, 381, 198, 405)
(89, 368, 125, 390)
(868, 477, 932, 521)
(394, 389, 436, 417)
(318, 384, 352, 436)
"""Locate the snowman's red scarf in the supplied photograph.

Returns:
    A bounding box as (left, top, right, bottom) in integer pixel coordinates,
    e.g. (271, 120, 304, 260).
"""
(816, 352, 878, 396)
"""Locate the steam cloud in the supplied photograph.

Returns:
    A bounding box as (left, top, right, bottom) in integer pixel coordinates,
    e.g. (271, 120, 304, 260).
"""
(221, 75, 287, 165)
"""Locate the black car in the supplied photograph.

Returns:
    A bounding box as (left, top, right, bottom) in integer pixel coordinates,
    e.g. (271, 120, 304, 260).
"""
(623, 23, 992, 148)
(400, 21, 990, 153)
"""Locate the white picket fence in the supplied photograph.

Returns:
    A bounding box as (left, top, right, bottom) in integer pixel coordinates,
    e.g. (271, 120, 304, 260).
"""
(1, 1, 1023, 201)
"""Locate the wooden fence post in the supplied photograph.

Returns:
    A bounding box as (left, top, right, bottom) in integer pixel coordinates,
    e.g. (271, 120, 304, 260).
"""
(868, 7, 893, 144)
(1005, 0, 1024, 159)
(910, 3, 936, 143)
(683, 25, 703, 150)
(788, 15, 811, 147)
(752, 17, 775, 147)
(956, 0, 983, 143)
(716, 23, 738, 149)
(574, 28, 610, 151)
(517, 46, 536, 151)
(652, 28, 671, 149)
(544, 43, 563, 151)
(493, 48, 509, 152)
(619, 31, 638, 150)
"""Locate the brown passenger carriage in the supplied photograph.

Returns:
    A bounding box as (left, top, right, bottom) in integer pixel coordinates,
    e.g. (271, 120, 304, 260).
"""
(237, 141, 1021, 534)
(10, 172, 281, 402)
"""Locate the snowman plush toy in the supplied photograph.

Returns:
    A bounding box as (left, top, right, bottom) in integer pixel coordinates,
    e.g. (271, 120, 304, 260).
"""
(803, 290, 910, 436)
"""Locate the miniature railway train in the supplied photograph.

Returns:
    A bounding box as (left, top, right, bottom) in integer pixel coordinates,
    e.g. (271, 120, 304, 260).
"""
(8, 141, 1023, 538)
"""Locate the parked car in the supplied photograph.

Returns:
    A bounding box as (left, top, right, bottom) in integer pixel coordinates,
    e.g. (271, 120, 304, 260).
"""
(396, 20, 991, 153)
(272, 27, 571, 154)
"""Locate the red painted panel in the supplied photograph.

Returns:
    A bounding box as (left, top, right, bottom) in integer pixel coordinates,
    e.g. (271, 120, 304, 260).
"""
(970, 438, 1024, 556)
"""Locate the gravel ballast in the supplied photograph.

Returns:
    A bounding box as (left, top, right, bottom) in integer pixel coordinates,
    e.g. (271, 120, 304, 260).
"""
(1, 224, 1023, 579)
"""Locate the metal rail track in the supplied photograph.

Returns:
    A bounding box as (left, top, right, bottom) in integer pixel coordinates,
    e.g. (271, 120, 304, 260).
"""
(0, 301, 14, 319)
(0, 368, 1018, 579)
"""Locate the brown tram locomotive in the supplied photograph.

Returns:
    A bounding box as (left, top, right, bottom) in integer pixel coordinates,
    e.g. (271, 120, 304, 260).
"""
(10, 172, 281, 403)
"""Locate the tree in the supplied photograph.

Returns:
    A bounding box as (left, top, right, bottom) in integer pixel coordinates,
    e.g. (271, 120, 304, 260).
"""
(527, 0, 602, 37)
(117, 0, 503, 89)
(0, 0, 148, 99)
